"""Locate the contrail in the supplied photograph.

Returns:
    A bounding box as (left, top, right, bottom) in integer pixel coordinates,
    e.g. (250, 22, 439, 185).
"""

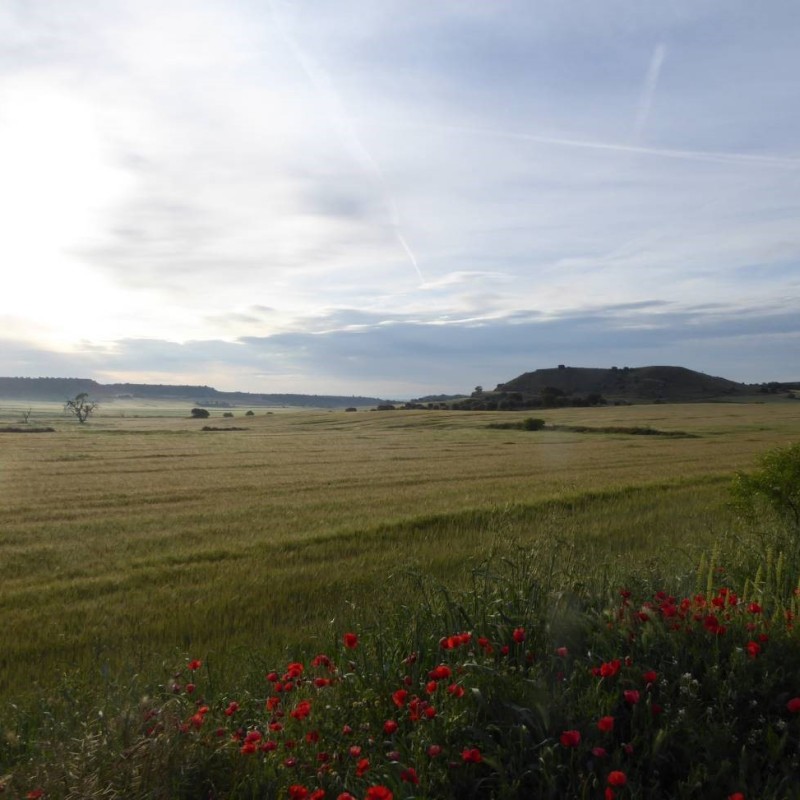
(414, 122, 800, 170)
(268, 0, 424, 283)
(633, 43, 666, 143)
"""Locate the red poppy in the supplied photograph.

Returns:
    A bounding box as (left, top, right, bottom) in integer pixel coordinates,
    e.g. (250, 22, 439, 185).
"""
(187, 659, 202, 671)
(365, 788, 393, 800)
(400, 767, 419, 784)
(349, 745, 362, 758)
(728, 794, 745, 800)
(336, 795, 356, 800)
(746, 641, 761, 659)
(310, 791, 325, 800)
(224, 701, 239, 716)
(560, 730, 581, 748)
(556, 646, 569, 657)
(462, 747, 483, 763)
(26, 792, 44, 800)
(427, 744, 442, 757)
(343, 633, 359, 649)
(392, 689, 408, 708)
(356, 757, 370, 777)
(288, 787, 309, 800)
(447, 683, 465, 698)
(623, 690, 640, 705)
(592, 747, 608, 758)
(429, 665, 452, 681)
(597, 716, 614, 733)
(607, 771, 627, 787)
(787, 697, 800, 713)
(383, 720, 398, 735)
(512, 627, 526, 643)
(599, 659, 621, 678)
(291, 700, 312, 720)
(642, 670, 658, 684)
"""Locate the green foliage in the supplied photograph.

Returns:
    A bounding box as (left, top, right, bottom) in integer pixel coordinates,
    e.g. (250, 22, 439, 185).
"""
(190, 407, 210, 418)
(732, 442, 800, 530)
(5, 546, 800, 799)
(521, 417, 545, 431)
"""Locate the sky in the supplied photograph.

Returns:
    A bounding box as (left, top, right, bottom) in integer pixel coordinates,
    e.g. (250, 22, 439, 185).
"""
(1, 0, 799, 397)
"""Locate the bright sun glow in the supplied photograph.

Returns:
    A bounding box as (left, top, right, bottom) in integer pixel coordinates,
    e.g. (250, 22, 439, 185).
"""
(0, 79, 134, 343)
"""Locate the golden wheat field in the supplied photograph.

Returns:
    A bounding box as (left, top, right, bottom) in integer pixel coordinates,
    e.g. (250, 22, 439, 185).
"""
(1, 400, 798, 701)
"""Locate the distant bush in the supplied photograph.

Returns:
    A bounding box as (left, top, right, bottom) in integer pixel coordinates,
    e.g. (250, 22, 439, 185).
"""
(522, 417, 546, 430)
(345, 407, 357, 412)
(190, 408, 210, 419)
(223, 412, 234, 418)
(201, 426, 247, 432)
(245, 410, 255, 416)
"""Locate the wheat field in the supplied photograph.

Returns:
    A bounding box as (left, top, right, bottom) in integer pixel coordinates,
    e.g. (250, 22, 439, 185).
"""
(1, 400, 797, 701)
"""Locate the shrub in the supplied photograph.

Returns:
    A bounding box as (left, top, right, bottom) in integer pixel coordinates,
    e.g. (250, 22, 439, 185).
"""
(732, 442, 800, 530)
(190, 408, 210, 419)
(245, 410, 255, 416)
(223, 412, 234, 418)
(521, 417, 545, 431)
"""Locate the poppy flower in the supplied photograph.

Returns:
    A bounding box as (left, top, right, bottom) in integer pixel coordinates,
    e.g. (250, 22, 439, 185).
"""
(356, 757, 370, 777)
(337, 795, 356, 800)
(392, 689, 408, 708)
(599, 659, 621, 678)
(556, 646, 569, 657)
(400, 767, 419, 784)
(462, 747, 482, 763)
(365, 788, 393, 800)
(512, 627, 526, 643)
(291, 700, 312, 720)
(560, 730, 581, 748)
(288, 787, 309, 800)
(607, 771, 627, 787)
(429, 665, 452, 680)
(728, 794, 745, 800)
(343, 633, 359, 649)
(787, 697, 800, 713)
(310, 792, 325, 800)
(187, 659, 202, 671)
(427, 744, 442, 757)
(623, 690, 640, 705)
(597, 716, 615, 733)
(26, 792, 44, 800)
(383, 720, 398, 735)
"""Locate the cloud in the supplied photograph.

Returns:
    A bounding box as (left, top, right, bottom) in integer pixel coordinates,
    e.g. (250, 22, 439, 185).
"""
(2, 1, 799, 392)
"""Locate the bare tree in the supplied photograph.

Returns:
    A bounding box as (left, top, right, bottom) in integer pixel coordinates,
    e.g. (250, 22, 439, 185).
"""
(64, 393, 98, 424)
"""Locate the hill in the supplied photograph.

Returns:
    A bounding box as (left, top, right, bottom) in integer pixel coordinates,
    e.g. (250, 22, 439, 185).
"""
(496, 365, 750, 402)
(0, 377, 387, 409)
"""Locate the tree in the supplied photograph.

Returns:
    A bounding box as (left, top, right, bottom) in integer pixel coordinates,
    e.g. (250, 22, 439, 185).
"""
(64, 393, 97, 424)
(191, 408, 210, 418)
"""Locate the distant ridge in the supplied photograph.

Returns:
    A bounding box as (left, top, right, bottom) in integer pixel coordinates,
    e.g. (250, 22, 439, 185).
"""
(0, 377, 388, 408)
(497, 365, 749, 401)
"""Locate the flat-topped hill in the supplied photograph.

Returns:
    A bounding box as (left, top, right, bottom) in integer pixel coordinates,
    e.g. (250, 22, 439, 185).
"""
(497, 365, 749, 402)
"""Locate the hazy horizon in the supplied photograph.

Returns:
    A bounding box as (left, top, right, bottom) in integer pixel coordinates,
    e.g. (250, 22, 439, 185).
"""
(2, 1, 798, 395)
